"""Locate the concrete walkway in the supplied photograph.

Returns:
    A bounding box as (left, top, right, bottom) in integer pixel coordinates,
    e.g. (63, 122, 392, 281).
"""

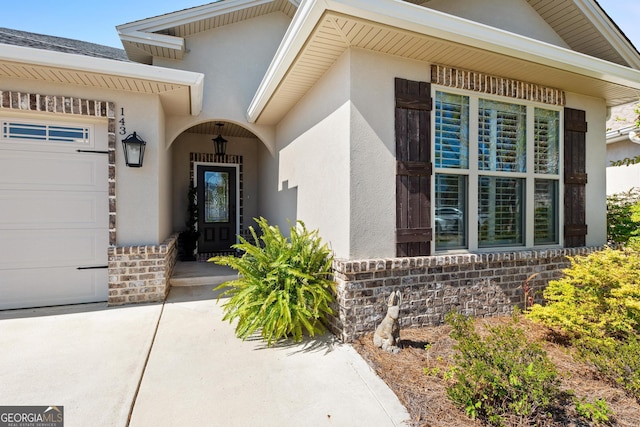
(0, 283, 410, 427)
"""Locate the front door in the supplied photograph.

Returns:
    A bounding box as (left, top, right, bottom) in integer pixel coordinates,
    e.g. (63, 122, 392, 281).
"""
(196, 164, 238, 253)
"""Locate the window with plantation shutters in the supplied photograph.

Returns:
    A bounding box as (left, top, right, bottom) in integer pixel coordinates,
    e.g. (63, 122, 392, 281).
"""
(433, 89, 564, 251)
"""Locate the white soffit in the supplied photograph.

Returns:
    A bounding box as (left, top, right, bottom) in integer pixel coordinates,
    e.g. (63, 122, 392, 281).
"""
(526, 0, 640, 69)
(0, 43, 204, 116)
(117, 0, 299, 64)
(247, 0, 640, 124)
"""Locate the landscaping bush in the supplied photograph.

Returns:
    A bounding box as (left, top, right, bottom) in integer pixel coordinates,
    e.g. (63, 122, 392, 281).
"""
(577, 335, 640, 401)
(607, 188, 640, 244)
(527, 247, 640, 342)
(526, 247, 640, 400)
(211, 217, 335, 346)
(444, 313, 561, 426)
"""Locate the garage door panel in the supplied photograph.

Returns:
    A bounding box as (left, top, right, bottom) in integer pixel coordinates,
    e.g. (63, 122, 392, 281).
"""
(0, 191, 108, 229)
(0, 266, 108, 310)
(0, 229, 107, 270)
(1, 119, 108, 310)
(0, 150, 107, 191)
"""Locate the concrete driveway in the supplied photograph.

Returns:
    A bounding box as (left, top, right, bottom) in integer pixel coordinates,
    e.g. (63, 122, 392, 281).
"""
(0, 285, 409, 427)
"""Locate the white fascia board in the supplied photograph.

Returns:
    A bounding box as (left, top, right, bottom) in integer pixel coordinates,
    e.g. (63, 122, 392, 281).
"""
(573, 0, 640, 69)
(117, 0, 274, 34)
(334, 0, 640, 85)
(118, 30, 184, 52)
(0, 43, 204, 116)
(247, 0, 640, 123)
(247, 0, 325, 122)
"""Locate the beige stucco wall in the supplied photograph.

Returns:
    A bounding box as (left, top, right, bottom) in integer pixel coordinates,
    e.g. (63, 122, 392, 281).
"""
(112, 93, 167, 246)
(606, 139, 640, 194)
(156, 12, 290, 152)
(265, 49, 352, 257)
(424, 0, 570, 48)
(348, 49, 430, 258)
(565, 92, 608, 246)
(0, 77, 169, 246)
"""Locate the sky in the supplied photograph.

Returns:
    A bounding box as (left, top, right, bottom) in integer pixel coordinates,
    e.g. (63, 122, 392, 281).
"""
(0, 0, 639, 50)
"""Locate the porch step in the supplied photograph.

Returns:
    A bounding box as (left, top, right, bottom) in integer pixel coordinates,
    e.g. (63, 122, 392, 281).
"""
(170, 261, 238, 287)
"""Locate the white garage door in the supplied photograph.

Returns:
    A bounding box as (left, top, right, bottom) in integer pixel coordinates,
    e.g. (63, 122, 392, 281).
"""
(0, 119, 109, 310)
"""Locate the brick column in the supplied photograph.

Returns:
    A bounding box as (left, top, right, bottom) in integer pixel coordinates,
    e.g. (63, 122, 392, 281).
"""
(107, 234, 178, 305)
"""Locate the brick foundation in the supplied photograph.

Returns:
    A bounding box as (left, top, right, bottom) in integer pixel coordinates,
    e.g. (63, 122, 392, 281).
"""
(107, 234, 178, 305)
(329, 247, 600, 342)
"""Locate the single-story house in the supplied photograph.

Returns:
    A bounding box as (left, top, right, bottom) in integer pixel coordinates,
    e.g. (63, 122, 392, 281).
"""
(2, 0, 640, 340)
(606, 101, 640, 194)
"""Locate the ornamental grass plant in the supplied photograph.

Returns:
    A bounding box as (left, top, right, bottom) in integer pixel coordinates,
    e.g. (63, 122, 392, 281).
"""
(211, 217, 335, 346)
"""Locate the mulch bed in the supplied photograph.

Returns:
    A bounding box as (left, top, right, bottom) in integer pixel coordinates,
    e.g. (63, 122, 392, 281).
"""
(352, 316, 640, 426)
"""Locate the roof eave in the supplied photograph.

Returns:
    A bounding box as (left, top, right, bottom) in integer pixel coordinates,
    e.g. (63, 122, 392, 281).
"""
(0, 43, 204, 116)
(117, 0, 274, 33)
(580, 0, 640, 69)
(247, 0, 640, 123)
(118, 31, 185, 52)
(116, 0, 280, 61)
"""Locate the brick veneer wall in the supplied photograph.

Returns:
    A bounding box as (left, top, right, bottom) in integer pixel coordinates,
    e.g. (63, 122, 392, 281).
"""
(107, 234, 178, 305)
(328, 247, 600, 342)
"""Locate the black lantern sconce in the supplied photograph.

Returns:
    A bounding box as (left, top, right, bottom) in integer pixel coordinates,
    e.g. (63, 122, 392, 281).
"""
(122, 132, 146, 168)
(212, 123, 228, 156)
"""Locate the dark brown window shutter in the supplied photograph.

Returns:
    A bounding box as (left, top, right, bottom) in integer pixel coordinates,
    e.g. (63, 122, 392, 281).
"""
(395, 78, 432, 257)
(564, 107, 588, 247)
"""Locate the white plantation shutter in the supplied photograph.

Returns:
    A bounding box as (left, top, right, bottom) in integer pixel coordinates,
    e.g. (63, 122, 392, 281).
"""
(435, 92, 469, 169)
(478, 177, 524, 246)
(478, 100, 526, 172)
(534, 179, 558, 244)
(534, 108, 560, 174)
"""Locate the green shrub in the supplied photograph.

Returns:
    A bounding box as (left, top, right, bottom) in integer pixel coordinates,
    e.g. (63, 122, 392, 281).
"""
(577, 335, 640, 400)
(526, 247, 640, 399)
(607, 188, 640, 244)
(527, 247, 640, 341)
(211, 217, 335, 346)
(445, 313, 561, 426)
(574, 397, 611, 425)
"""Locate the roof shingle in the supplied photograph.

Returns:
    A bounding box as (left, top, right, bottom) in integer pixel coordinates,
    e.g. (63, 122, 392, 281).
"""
(0, 27, 129, 62)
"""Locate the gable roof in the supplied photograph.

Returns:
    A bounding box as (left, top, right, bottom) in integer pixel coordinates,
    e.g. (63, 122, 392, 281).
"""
(115, 0, 640, 123)
(0, 28, 129, 62)
(409, 0, 640, 68)
(117, 0, 299, 64)
(117, 0, 639, 68)
(247, 0, 640, 123)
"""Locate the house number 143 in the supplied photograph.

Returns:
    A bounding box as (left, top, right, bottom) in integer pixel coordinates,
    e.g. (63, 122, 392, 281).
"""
(119, 107, 127, 135)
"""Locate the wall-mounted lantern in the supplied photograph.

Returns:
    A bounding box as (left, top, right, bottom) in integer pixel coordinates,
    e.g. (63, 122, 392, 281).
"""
(122, 132, 146, 167)
(212, 123, 228, 156)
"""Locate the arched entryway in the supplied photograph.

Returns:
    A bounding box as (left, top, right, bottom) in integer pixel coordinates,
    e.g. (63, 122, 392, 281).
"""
(171, 120, 263, 261)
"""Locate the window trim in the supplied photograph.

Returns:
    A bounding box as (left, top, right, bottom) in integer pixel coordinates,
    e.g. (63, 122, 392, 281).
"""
(0, 116, 94, 149)
(432, 85, 564, 253)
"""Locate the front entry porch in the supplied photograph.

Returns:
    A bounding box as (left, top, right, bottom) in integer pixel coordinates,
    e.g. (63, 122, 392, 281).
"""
(169, 261, 237, 288)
